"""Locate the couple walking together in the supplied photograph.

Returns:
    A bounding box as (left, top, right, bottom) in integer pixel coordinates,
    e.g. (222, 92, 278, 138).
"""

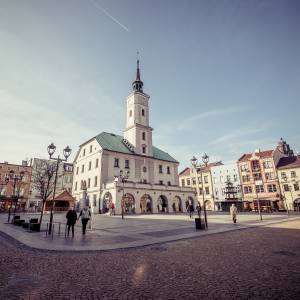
(66, 206, 91, 237)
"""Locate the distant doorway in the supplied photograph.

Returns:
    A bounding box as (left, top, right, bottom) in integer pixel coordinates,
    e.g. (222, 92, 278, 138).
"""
(158, 195, 168, 213)
(122, 193, 135, 214)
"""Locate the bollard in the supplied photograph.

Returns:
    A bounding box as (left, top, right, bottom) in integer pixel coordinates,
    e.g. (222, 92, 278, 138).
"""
(58, 223, 61, 235)
(51, 224, 54, 240)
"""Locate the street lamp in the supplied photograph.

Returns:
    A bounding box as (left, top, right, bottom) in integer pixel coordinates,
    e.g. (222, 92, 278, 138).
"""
(282, 175, 293, 214)
(191, 153, 209, 229)
(47, 143, 71, 234)
(8, 170, 25, 222)
(119, 170, 130, 220)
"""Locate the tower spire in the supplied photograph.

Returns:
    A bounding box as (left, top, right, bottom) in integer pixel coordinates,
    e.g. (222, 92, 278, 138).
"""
(132, 52, 143, 92)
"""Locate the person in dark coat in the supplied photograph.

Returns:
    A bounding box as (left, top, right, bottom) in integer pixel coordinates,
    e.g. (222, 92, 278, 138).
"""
(189, 203, 195, 218)
(66, 206, 77, 237)
(196, 202, 202, 218)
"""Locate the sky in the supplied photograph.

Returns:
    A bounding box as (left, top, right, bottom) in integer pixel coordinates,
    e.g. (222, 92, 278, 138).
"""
(0, 0, 300, 171)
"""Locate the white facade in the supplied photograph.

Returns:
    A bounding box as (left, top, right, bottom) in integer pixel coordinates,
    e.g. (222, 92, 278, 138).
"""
(210, 162, 242, 210)
(72, 60, 195, 214)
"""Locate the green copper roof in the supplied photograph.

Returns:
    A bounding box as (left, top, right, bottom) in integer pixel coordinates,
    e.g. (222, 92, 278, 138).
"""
(95, 132, 178, 163)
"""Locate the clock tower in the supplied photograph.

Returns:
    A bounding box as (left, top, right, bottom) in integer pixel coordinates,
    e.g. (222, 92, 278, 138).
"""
(124, 59, 153, 156)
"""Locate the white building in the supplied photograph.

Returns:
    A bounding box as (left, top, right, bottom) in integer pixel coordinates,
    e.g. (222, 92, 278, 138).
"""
(72, 60, 195, 214)
(210, 162, 242, 211)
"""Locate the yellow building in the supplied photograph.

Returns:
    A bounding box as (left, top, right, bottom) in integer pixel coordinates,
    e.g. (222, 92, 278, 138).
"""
(277, 155, 300, 211)
(179, 162, 222, 210)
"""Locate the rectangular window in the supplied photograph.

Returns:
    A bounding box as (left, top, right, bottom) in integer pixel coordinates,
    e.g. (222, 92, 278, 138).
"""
(240, 164, 249, 171)
(192, 178, 196, 185)
(159, 180, 163, 185)
(167, 166, 170, 174)
(159, 165, 163, 174)
(142, 132, 146, 140)
(204, 176, 208, 183)
(142, 146, 146, 154)
(205, 187, 209, 195)
(88, 161, 91, 170)
(294, 183, 299, 191)
(90, 145, 93, 153)
(125, 159, 130, 169)
(226, 175, 231, 182)
(81, 164, 84, 173)
(95, 158, 99, 168)
(253, 173, 262, 180)
(199, 188, 203, 195)
(267, 184, 277, 193)
(93, 194, 97, 207)
(255, 185, 264, 193)
(167, 181, 171, 186)
(251, 160, 260, 171)
(291, 171, 296, 178)
(114, 158, 119, 168)
(75, 182, 77, 191)
(233, 174, 238, 182)
(283, 184, 289, 192)
(83, 149, 86, 156)
(181, 179, 185, 187)
(76, 167, 79, 175)
(94, 176, 97, 187)
(263, 160, 273, 169)
(281, 172, 286, 179)
(244, 186, 252, 194)
(87, 178, 91, 188)
(187, 179, 191, 186)
(265, 172, 274, 180)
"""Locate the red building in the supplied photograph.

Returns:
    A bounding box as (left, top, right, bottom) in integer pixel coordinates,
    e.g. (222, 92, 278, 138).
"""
(0, 161, 32, 210)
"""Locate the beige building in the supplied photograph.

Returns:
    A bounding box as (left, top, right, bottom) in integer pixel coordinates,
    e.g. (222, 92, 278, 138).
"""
(72, 60, 195, 214)
(179, 162, 223, 210)
(238, 139, 294, 211)
(277, 155, 300, 211)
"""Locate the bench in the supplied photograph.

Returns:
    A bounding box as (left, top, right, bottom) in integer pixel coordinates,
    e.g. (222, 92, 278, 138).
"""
(22, 218, 40, 232)
(12, 215, 21, 225)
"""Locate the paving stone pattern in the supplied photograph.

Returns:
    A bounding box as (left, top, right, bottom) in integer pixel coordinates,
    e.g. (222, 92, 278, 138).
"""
(0, 219, 300, 299)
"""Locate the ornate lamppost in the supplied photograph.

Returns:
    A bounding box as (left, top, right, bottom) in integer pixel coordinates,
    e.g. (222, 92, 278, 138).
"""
(282, 174, 293, 214)
(191, 153, 209, 229)
(47, 143, 72, 234)
(119, 170, 130, 220)
(8, 170, 25, 222)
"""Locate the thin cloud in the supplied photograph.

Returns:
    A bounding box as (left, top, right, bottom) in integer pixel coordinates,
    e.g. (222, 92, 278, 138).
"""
(177, 105, 249, 131)
(88, 0, 129, 32)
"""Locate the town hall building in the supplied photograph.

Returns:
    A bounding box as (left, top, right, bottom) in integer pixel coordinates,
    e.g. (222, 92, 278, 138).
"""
(72, 60, 195, 214)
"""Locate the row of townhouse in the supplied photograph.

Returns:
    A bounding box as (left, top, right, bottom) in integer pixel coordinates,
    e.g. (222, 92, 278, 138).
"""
(0, 158, 74, 212)
(179, 138, 300, 212)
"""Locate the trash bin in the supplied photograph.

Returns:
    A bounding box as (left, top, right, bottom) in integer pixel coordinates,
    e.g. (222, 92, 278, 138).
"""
(195, 218, 205, 230)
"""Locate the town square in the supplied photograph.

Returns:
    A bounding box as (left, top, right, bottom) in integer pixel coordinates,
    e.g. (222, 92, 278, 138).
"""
(1, 1, 300, 299)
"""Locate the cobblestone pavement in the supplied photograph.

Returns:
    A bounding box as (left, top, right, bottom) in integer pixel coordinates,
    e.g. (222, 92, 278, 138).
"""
(0, 219, 300, 299)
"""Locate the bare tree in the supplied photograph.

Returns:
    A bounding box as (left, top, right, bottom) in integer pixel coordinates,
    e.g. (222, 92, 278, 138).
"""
(31, 159, 56, 226)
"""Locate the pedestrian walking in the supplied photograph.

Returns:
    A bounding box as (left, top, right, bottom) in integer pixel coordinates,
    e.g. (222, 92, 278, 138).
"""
(196, 202, 201, 218)
(78, 206, 91, 235)
(66, 206, 77, 237)
(230, 203, 238, 223)
(111, 202, 116, 216)
(189, 203, 194, 218)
